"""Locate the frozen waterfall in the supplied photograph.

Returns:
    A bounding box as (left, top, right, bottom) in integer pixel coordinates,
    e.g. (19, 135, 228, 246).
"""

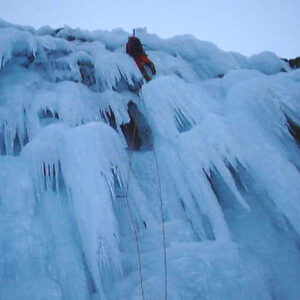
(0, 19, 300, 300)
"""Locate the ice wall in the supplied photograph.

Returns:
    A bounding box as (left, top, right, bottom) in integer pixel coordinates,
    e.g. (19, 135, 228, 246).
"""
(0, 19, 300, 300)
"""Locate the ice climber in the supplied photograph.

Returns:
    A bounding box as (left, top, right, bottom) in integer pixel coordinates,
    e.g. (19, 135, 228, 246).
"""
(126, 36, 156, 82)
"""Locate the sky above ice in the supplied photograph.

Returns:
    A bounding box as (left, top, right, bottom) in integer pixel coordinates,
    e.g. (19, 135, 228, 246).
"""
(1, 0, 299, 58)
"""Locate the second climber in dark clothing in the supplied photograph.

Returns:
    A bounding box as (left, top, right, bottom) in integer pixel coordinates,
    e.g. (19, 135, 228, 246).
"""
(126, 36, 156, 82)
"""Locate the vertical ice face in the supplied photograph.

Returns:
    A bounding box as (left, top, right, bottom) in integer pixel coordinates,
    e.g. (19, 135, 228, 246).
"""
(0, 20, 300, 300)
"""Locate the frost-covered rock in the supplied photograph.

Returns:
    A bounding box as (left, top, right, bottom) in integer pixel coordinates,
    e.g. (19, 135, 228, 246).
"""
(1, 19, 300, 300)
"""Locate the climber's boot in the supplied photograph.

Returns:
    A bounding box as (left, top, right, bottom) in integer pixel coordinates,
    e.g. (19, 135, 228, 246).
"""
(142, 69, 151, 82)
(149, 62, 156, 75)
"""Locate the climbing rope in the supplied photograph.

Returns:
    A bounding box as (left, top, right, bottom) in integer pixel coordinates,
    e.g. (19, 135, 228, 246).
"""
(124, 112, 146, 300)
(123, 88, 168, 300)
(139, 90, 168, 300)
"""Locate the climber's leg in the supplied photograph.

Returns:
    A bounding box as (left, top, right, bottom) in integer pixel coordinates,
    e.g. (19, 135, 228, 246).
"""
(135, 56, 152, 82)
(140, 55, 156, 75)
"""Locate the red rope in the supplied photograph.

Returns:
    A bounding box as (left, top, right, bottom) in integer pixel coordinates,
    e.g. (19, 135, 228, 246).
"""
(124, 115, 146, 300)
(139, 91, 168, 300)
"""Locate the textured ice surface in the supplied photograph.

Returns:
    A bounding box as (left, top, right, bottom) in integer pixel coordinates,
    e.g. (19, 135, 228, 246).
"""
(0, 19, 300, 300)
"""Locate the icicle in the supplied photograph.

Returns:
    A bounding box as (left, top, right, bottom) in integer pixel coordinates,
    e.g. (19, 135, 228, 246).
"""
(109, 181, 116, 202)
(115, 167, 123, 189)
(55, 161, 60, 193)
(217, 162, 250, 211)
(66, 185, 73, 206)
(36, 161, 44, 199)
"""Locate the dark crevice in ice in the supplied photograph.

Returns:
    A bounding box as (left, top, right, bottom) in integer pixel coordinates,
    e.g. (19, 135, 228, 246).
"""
(179, 198, 202, 241)
(120, 101, 153, 151)
(204, 167, 243, 212)
(0, 124, 6, 155)
(112, 69, 142, 93)
(121, 117, 141, 151)
(174, 107, 194, 133)
(39, 108, 60, 128)
(13, 132, 22, 156)
(226, 160, 247, 193)
(286, 115, 300, 145)
(23, 127, 29, 146)
(39, 108, 60, 120)
(101, 107, 118, 131)
(191, 194, 216, 240)
(78, 61, 96, 88)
